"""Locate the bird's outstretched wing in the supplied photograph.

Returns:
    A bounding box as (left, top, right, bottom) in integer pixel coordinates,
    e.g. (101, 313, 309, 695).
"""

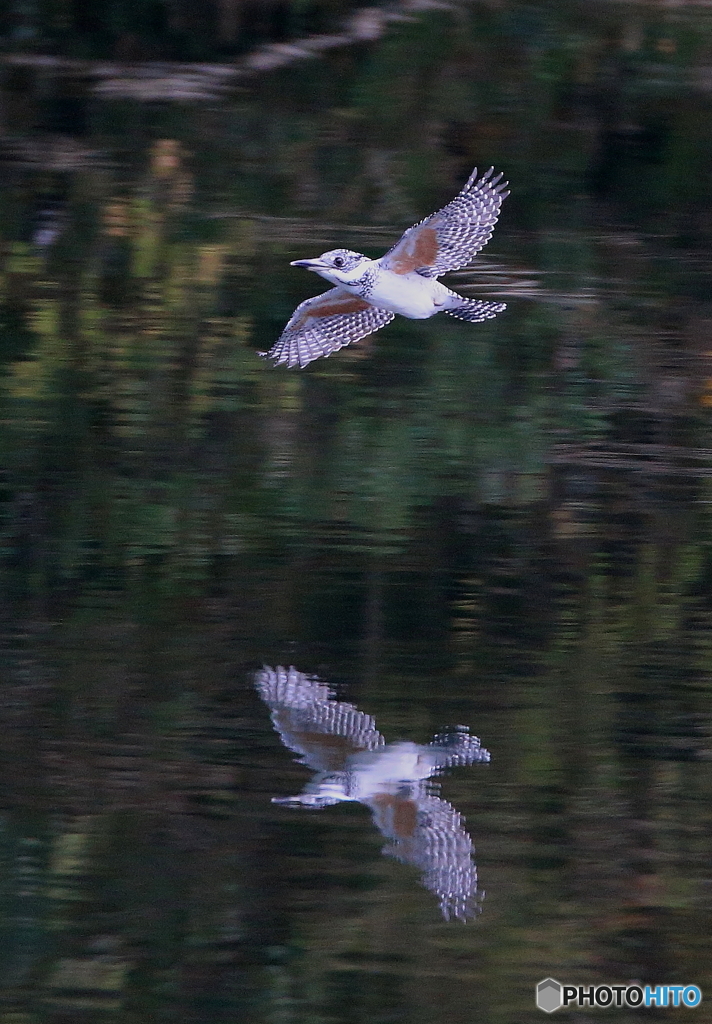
(255, 665, 386, 772)
(371, 789, 481, 921)
(381, 166, 509, 279)
(260, 288, 395, 369)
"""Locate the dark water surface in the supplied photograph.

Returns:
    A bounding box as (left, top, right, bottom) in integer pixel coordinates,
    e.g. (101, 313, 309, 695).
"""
(1, 2, 712, 1021)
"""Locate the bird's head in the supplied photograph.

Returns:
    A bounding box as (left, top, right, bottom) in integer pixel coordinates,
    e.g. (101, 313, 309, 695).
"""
(271, 772, 354, 808)
(290, 248, 371, 287)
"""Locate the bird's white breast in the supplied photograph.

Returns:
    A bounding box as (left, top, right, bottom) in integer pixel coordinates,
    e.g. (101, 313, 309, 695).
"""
(367, 267, 452, 319)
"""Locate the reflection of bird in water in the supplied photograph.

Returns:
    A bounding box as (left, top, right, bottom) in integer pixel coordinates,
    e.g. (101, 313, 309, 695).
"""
(255, 665, 490, 921)
(30, 197, 68, 251)
(262, 166, 509, 368)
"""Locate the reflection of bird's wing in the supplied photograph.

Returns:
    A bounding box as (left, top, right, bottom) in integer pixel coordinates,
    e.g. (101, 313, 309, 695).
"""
(260, 288, 395, 369)
(255, 665, 386, 772)
(381, 167, 509, 279)
(426, 726, 491, 771)
(370, 788, 480, 921)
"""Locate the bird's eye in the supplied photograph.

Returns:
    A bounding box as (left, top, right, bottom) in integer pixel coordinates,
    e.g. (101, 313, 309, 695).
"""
(333, 256, 344, 268)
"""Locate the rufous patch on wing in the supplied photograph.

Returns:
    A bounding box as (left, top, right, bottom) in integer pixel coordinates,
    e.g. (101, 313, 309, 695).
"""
(389, 225, 439, 275)
(290, 729, 366, 769)
(291, 293, 369, 330)
(371, 794, 418, 837)
(312, 295, 370, 317)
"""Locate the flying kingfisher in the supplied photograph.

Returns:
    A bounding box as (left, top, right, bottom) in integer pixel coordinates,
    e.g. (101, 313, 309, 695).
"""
(261, 165, 509, 368)
(256, 664, 491, 920)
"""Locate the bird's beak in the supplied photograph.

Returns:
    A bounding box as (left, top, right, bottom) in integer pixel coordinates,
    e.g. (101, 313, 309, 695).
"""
(290, 258, 326, 272)
(272, 795, 317, 807)
(271, 794, 340, 808)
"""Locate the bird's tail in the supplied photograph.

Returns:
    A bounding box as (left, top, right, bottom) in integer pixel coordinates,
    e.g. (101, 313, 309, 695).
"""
(428, 726, 491, 768)
(444, 298, 506, 323)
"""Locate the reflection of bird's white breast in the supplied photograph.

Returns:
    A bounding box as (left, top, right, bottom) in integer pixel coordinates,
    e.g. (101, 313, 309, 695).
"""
(345, 742, 439, 798)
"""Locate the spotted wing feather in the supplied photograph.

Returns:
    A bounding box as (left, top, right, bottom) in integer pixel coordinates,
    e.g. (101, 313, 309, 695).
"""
(382, 166, 509, 278)
(375, 789, 481, 921)
(261, 288, 395, 369)
(255, 665, 386, 772)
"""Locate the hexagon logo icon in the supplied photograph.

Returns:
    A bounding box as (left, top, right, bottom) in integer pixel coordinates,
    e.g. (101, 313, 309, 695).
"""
(537, 978, 563, 1013)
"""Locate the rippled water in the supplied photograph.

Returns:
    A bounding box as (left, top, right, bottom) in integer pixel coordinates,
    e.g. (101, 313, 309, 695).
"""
(1, 3, 712, 1021)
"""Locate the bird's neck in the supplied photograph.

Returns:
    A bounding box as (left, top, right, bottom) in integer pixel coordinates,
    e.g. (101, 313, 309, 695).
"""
(342, 260, 377, 283)
(318, 260, 378, 291)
